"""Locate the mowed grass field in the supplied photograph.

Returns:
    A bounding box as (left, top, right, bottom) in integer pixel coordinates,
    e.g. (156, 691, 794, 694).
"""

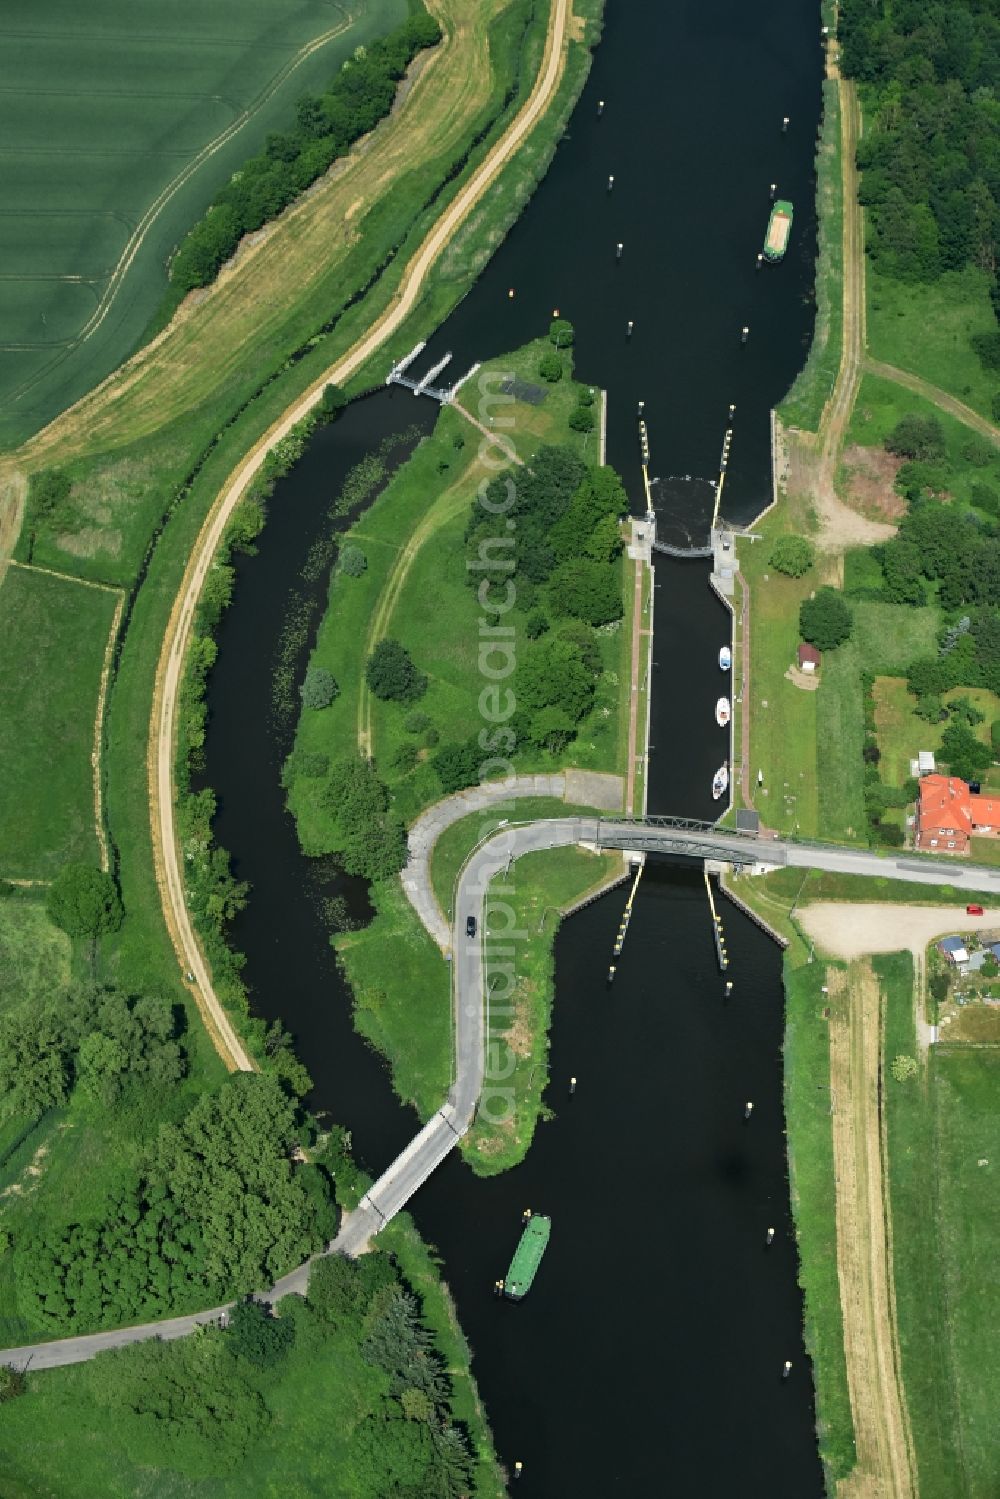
(0, 0, 406, 445)
(0, 566, 118, 879)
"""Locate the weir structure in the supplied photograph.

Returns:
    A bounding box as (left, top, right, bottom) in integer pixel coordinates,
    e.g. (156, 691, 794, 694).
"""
(385, 341, 481, 404)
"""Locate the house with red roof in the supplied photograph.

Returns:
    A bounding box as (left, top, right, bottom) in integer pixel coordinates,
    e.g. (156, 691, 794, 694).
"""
(915, 774, 1000, 854)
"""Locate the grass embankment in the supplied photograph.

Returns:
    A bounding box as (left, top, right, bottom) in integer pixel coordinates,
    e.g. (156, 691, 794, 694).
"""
(783, 959, 857, 1485)
(0, 0, 404, 447)
(434, 803, 622, 1172)
(0, 567, 118, 880)
(879, 951, 1000, 1495)
(867, 266, 1000, 425)
(779, 78, 844, 433)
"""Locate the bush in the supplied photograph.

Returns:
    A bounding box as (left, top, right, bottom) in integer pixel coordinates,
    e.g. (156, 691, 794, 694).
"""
(46, 865, 123, 940)
(577, 386, 595, 407)
(338, 544, 367, 576)
(538, 352, 562, 383)
(770, 535, 815, 577)
(365, 640, 426, 703)
(299, 666, 339, 710)
(971, 331, 1000, 371)
(319, 383, 347, 421)
(961, 437, 993, 467)
(525, 608, 550, 639)
(970, 483, 999, 516)
(799, 588, 853, 651)
(890, 1054, 918, 1082)
(319, 758, 407, 880)
(227, 1299, 295, 1367)
(549, 318, 574, 348)
(404, 710, 431, 733)
(432, 740, 481, 794)
(568, 406, 596, 433)
(392, 743, 419, 773)
(939, 721, 992, 781)
(885, 414, 945, 461)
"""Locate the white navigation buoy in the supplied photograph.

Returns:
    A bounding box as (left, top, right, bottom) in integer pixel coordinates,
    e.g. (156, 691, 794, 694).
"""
(744, 1101, 754, 1120)
(766, 1227, 775, 1246)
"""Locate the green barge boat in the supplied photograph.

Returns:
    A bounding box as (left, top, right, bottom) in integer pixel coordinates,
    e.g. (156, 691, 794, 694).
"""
(763, 199, 793, 262)
(503, 1212, 551, 1300)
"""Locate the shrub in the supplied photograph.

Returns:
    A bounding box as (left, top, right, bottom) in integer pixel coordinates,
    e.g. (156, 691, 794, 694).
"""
(227, 1299, 295, 1367)
(432, 740, 481, 794)
(885, 413, 945, 461)
(971, 331, 1000, 371)
(568, 406, 596, 433)
(365, 640, 426, 703)
(939, 721, 992, 781)
(319, 383, 347, 421)
(890, 1054, 918, 1082)
(299, 666, 339, 710)
(538, 352, 563, 383)
(549, 318, 574, 348)
(46, 865, 123, 940)
(577, 386, 595, 407)
(961, 437, 993, 467)
(770, 535, 815, 577)
(799, 588, 853, 651)
(970, 483, 999, 516)
(525, 608, 550, 639)
(392, 743, 419, 773)
(404, 711, 431, 733)
(338, 544, 367, 577)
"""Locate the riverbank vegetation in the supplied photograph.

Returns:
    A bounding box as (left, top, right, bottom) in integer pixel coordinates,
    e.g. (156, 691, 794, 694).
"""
(783, 959, 856, 1485)
(0, 1219, 503, 1499)
(779, 78, 844, 432)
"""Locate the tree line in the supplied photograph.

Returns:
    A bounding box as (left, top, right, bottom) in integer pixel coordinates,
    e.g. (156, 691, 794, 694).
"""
(842, 0, 1000, 296)
(169, 12, 442, 295)
(15, 1073, 335, 1330)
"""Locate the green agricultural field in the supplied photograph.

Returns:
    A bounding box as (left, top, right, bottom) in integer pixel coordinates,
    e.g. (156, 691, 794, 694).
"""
(880, 953, 1000, 1496)
(868, 266, 1000, 423)
(0, 0, 405, 445)
(0, 566, 119, 880)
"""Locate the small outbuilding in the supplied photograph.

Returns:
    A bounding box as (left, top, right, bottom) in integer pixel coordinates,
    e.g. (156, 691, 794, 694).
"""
(918, 751, 936, 775)
(938, 935, 970, 966)
(797, 642, 821, 673)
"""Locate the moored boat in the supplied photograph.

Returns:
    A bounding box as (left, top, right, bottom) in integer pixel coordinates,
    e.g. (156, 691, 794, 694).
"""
(503, 1211, 551, 1300)
(719, 645, 732, 671)
(712, 763, 729, 800)
(763, 199, 794, 262)
(716, 697, 731, 727)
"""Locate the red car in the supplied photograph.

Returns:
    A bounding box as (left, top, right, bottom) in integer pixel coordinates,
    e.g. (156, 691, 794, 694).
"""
(967, 904, 984, 916)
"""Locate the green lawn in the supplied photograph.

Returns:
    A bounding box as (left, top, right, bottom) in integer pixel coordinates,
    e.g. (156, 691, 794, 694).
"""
(0, 0, 406, 445)
(739, 530, 819, 835)
(878, 951, 1000, 1497)
(0, 894, 71, 1013)
(0, 566, 118, 879)
(429, 796, 597, 916)
(873, 676, 1000, 788)
(816, 601, 939, 842)
(867, 266, 1000, 424)
(783, 959, 856, 1485)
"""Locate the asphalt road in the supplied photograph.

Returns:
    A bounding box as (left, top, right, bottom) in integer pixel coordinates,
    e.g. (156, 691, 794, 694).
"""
(4, 817, 997, 1370)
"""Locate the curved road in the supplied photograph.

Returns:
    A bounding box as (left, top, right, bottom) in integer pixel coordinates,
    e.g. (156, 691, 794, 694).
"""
(150, 0, 572, 1072)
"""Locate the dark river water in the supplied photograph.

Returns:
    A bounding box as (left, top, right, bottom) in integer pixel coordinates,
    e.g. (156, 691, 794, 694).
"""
(205, 0, 826, 1491)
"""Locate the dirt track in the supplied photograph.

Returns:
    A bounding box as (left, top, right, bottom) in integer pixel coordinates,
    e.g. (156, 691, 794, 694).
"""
(865, 357, 1000, 447)
(800, 901, 998, 961)
(829, 963, 917, 1499)
(149, 0, 573, 1071)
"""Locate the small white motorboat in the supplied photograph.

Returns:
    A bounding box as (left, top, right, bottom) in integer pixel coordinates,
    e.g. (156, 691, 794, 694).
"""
(719, 645, 732, 671)
(716, 697, 731, 728)
(712, 762, 729, 800)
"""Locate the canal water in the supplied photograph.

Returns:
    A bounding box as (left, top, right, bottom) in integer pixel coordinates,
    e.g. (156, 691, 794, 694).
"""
(204, 0, 826, 1491)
